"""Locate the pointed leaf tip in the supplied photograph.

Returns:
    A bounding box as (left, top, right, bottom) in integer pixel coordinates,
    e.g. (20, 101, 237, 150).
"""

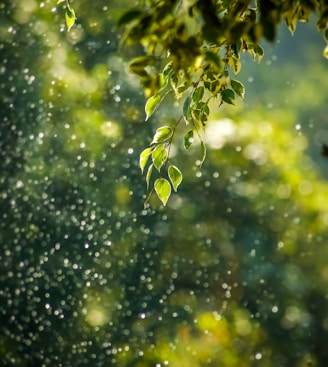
(145, 95, 161, 121)
(168, 165, 183, 192)
(154, 178, 171, 206)
(151, 126, 173, 144)
(66, 6, 76, 32)
(139, 147, 153, 173)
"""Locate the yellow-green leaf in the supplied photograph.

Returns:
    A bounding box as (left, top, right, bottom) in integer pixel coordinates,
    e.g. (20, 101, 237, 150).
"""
(146, 164, 153, 189)
(323, 44, 328, 59)
(192, 86, 204, 103)
(66, 5, 76, 32)
(200, 141, 206, 167)
(152, 145, 168, 171)
(139, 147, 153, 173)
(154, 178, 171, 206)
(151, 126, 173, 144)
(228, 55, 241, 74)
(231, 79, 245, 99)
(145, 95, 160, 121)
(184, 130, 194, 150)
(168, 165, 183, 192)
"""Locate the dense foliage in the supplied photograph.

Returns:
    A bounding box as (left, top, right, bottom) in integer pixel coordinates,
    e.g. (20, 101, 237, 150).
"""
(1, 1, 328, 367)
(62, 0, 328, 204)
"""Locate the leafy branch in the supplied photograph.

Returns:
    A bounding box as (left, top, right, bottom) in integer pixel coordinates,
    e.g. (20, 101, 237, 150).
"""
(137, 44, 248, 206)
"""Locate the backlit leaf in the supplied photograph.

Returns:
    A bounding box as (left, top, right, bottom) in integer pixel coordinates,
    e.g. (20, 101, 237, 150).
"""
(145, 95, 161, 121)
(154, 178, 171, 206)
(139, 147, 153, 173)
(162, 61, 173, 79)
(152, 145, 168, 171)
(184, 130, 194, 150)
(168, 165, 183, 191)
(66, 5, 76, 32)
(151, 126, 173, 144)
(146, 164, 153, 189)
(228, 55, 241, 74)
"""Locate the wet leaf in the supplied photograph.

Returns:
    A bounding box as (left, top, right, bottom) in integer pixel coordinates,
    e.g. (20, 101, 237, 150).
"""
(145, 95, 161, 121)
(184, 130, 194, 150)
(168, 165, 183, 191)
(154, 178, 171, 206)
(151, 126, 173, 144)
(139, 147, 153, 173)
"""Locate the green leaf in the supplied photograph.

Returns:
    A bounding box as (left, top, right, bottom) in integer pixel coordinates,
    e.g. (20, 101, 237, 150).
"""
(146, 164, 153, 189)
(168, 165, 183, 192)
(249, 43, 265, 62)
(118, 9, 142, 26)
(221, 89, 235, 105)
(145, 95, 161, 121)
(152, 145, 168, 171)
(204, 51, 223, 72)
(139, 147, 153, 173)
(154, 178, 171, 206)
(183, 96, 191, 121)
(177, 82, 190, 94)
(231, 79, 245, 99)
(57, 0, 65, 4)
(66, 5, 76, 32)
(162, 61, 173, 79)
(192, 86, 204, 103)
(129, 56, 153, 69)
(228, 55, 241, 74)
(157, 73, 167, 91)
(200, 140, 206, 167)
(151, 126, 173, 144)
(184, 130, 194, 150)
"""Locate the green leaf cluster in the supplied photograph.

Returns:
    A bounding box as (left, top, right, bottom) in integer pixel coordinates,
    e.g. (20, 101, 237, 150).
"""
(139, 124, 182, 206)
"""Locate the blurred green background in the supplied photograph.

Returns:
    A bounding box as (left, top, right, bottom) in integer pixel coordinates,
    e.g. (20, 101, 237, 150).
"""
(1, 1, 328, 366)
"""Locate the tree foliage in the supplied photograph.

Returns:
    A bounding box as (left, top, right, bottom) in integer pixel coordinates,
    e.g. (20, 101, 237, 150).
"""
(59, 0, 328, 205)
